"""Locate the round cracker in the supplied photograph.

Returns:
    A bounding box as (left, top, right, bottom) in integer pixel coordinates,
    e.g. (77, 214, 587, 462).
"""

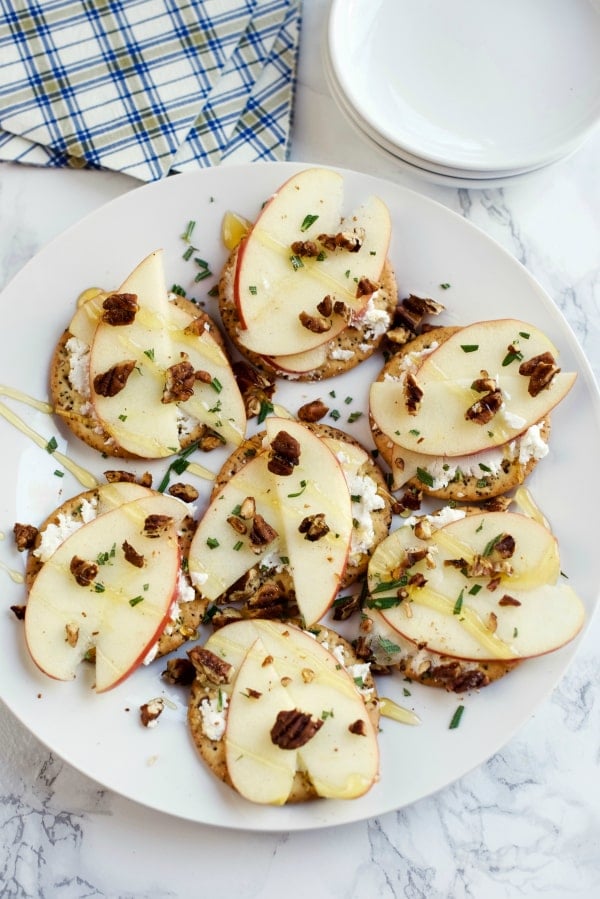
(187, 622, 379, 803)
(24, 484, 203, 658)
(50, 298, 232, 459)
(369, 326, 551, 502)
(218, 246, 398, 381)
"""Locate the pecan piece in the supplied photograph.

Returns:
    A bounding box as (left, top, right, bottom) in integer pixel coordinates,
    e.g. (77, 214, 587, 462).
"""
(299, 311, 331, 333)
(290, 239, 319, 257)
(348, 719, 367, 736)
(270, 708, 324, 749)
(161, 657, 196, 686)
(404, 372, 423, 414)
(299, 513, 330, 542)
(13, 522, 38, 552)
(518, 351, 560, 396)
(122, 540, 144, 568)
(498, 594, 521, 607)
(227, 515, 247, 535)
(140, 697, 164, 728)
(101, 292, 138, 326)
(317, 295, 333, 316)
(69, 556, 98, 586)
(162, 359, 196, 404)
(297, 399, 329, 422)
(247, 583, 282, 609)
(232, 361, 275, 419)
(93, 360, 136, 397)
(318, 230, 363, 252)
(103, 469, 136, 483)
(268, 430, 301, 476)
(249, 514, 278, 551)
(356, 277, 378, 298)
(493, 533, 516, 559)
(239, 496, 256, 520)
(65, 623, 79, 647)
(168, 482, 199, 503)
(143, 514, 173, 538)
(465, 389, 503, 424)
(10, 604, 26, 620)
(188, 646, 233, 685)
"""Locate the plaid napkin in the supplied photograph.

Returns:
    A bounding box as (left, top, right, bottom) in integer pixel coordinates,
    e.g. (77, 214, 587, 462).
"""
(0, 0, 301, 181)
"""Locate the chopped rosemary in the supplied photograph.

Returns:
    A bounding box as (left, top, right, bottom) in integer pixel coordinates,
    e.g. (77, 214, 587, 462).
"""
(460, 344, 479, 353)
(416, 467, 434, 487)
(449, 705, 465, 729)
(257, 399, 274, 424)
(300, 213, 319, 231)
(129, 596, 144, 607)
(206, 537, 219, 549)
(45, 436, 58, 454)
(287, 479, 307, 498)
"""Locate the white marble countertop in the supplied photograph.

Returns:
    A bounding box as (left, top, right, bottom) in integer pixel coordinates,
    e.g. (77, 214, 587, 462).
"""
(1, 2, 599, 896)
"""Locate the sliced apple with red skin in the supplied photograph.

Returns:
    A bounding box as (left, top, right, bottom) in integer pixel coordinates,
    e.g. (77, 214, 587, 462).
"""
(366, 510, 584, 663)
(84, 249, 246, 457)
(370, 319, 576, 458)
(188, 419, 352, 625)
(264, 417, 352, 625)
(187, 449, 284, 601)
(266, 342, 329, 377)
(25, 494, 186, 691)
(234, 168, 391, 357)
(204, 620, 379, 805)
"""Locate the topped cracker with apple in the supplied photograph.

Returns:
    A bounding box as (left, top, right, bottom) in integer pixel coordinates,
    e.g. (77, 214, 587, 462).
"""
(51, 248, 247, 459)
(187, 417, 393, 627)
(217, 167, 399, 381)
(369, 319, 576, 502)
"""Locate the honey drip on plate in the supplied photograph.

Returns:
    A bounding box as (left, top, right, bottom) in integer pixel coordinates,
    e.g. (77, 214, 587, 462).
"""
(379, 696, 421, 726)
(0, 390, 97, 489)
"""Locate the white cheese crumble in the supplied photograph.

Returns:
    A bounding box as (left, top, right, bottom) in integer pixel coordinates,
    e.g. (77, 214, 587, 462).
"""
(65, 336, 91, 398)
(191, 569, 209, 588)
(337, 451, 386, 562)
(33, 496, 99, 561)
(143, 642, 159, 666)
(329, 347, 355, 361)
(402, 506, 467, 530)
(359, 297, 391, 341)
(200, 692, 229, 741)
(508, 422, 549, 464)
(259, 550, 288, 573)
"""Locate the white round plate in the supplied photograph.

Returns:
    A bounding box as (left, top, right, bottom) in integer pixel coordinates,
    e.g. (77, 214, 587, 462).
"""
(328, 0, 600, 173)
(0, 163, 598, 831)
(323, 41, 564, 189)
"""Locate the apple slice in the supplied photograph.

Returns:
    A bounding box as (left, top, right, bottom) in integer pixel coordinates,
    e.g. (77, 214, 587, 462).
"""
(25, 494, 185, 691)
(370, 319, 576, 458)
(267, 342, 329, 376)
(264, 418, 352, 625)
(367, 511, 584, 662)
(205, 620, 379, 805)
(187, 449, 284, 600)
(234, 168, 391, 356)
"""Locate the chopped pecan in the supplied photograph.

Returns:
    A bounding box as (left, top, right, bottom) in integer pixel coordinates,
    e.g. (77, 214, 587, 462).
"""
(298, 513, 329, 542)
(268, 430, 301, 476)
(162, 359, 195, 404)
(232, 361, 275, 419)
(317, 295, 333, 316)
(194, 369, 213, 384)
(227, 515, 247, 535)
(140, 697, 164, 728)
(13, 522, 38, 552)
(386, 325, 413, 347)
(356, 277, 378, 298)
(487, 612, 498, 633)
(404, 372, 423, 414)
(93, 360, 136, 397)
(10, 604, 26, 620)
(161, 657, 196, 685)
(465, 389, 503, 424)
(493, 533, 516, 559)
(247, 583, 282, 609)
(249, 514, 278, 551)
(270, 708, 324, 749)
(519, 352, 560, 396)
(299, 310, 331, 333)
(471, 370, 497, 393)
(65, 623, 79, 646)
(408, 572, 427, 588)
(290, 239, 319, 257)
(103, 469, 136, 483)
(198, 431, 224, 452)
(122, 540, 144, 568)
(239, 496, 256, 520)
(143, 514, 173, 538)
(69, 556, 98, 586)
(318, 230, 363, 252)
(297, 399, 329, 422)
(348, 719, 367, 736)
(168, 482, 199, 503)
(498, 594, 521, 607)
(429, 662, 490, 693)
(101, 292, 138, 326)
(188, 646, 233, 684)
(332, 592, 362, 621)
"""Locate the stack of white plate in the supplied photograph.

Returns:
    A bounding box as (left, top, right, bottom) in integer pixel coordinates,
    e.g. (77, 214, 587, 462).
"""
(325, 0, 600, 188)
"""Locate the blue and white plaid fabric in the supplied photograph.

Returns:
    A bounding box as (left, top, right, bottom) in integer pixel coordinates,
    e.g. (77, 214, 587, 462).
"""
(0, 0, 301, 181)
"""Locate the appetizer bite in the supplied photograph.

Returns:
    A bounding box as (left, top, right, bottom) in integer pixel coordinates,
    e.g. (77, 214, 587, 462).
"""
(17, 480, 202, 691)
(218, 166, 398, 381)
(362, 506, 585, 692)
(51, 249, 247, 458)
(187, 619, 380, 804)
(187, 419, 392, 626)
(369, 319, 576, 501)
